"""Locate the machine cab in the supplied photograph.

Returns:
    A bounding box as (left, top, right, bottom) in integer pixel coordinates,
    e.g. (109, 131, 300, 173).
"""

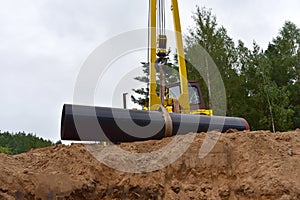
(166, 80, 206, 111)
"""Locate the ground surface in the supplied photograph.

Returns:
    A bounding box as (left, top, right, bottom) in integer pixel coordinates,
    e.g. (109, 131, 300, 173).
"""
(0, 130, 300, 200)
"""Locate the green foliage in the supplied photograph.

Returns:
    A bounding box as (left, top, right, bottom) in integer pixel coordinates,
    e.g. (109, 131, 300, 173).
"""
(131, 62, 150, 107)
(186, 7, 299, 132)
(0, 131, 55, 155)
(245, 45, 294, 131)
(265, 21, 300, 130)
(55, 140, 62, 145)
(0, 146, 11, 154)
(186, 7, 242, 116)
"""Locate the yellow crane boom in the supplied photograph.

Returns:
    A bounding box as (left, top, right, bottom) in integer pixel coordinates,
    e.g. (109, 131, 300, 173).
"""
(149, 0, 190, 113)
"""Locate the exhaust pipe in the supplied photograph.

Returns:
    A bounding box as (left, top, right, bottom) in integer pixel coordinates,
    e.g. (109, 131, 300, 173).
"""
(61, 104, 249, 143)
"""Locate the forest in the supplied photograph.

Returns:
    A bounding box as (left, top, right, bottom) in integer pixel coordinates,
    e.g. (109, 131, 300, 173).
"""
(132, 7, 300, 132)
(0, 131, 59, 155)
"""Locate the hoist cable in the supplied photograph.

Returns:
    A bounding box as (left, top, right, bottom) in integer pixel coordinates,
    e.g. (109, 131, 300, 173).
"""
(157, 0, 166, 36)
(147, 0, 151, 64)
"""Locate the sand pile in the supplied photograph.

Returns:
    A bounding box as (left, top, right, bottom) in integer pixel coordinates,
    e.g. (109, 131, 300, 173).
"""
(0, 130, 299, 199)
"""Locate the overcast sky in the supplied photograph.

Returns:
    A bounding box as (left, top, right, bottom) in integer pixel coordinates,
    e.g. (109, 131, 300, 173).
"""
(1, 0, 300, 142)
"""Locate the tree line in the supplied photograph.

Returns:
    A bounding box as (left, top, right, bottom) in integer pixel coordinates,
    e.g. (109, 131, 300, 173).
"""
(0, 131, 60, 155)
(132, 7, 299, 132)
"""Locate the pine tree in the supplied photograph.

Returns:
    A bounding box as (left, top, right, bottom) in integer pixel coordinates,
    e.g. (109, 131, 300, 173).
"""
(186, 6, 241, 116)
(265, 21, 300, 129)
(131, 62, 150, 108)
(131, 52, 179, 108)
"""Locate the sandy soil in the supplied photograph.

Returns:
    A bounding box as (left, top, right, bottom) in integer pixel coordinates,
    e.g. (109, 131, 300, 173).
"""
(0, 130, 299, 200)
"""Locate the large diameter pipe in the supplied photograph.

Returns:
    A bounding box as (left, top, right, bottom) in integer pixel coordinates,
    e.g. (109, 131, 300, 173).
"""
(61, 104, 250, 143)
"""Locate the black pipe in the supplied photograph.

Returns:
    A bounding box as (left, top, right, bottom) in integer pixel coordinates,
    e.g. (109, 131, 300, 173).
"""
(61, 104, 249, 143)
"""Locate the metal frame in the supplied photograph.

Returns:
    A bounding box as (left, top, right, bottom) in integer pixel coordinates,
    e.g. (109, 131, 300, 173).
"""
(149, 0, 190, 113)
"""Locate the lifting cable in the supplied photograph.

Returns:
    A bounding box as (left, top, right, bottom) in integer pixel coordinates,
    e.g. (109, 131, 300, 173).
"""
(147, 0, 166, 61)
(147, 0, 151, 65)
(157, 0, 166, 36)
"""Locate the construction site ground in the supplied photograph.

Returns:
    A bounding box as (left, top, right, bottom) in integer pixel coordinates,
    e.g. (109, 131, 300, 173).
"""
(0, 130, 300, 200)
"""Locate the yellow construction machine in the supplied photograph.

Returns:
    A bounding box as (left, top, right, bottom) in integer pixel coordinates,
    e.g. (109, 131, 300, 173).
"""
(60, 0, 249, 143)
(148, 0, 212, 116)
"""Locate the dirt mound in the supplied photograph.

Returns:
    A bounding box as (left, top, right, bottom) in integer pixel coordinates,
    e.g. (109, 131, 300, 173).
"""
(0, 130, 300, 200)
